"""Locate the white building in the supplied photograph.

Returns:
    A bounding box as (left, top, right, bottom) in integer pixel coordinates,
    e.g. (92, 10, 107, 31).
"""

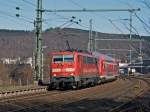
(0, 57, 32, 66)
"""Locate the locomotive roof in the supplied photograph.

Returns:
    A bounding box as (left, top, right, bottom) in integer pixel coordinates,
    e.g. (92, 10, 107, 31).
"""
(50, 50, 116, 61)
(51, 50, 92, 57)
(92, 52, 116, 61)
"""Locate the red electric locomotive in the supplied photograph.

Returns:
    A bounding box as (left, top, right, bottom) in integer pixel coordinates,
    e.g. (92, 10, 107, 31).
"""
(48, 50, 118, 89)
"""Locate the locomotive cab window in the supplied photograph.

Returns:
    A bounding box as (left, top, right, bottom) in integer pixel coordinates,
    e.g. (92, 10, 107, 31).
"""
(53, 55, 74, 63)
(64, 55, 74, 62)
(53, 55, 63, 63)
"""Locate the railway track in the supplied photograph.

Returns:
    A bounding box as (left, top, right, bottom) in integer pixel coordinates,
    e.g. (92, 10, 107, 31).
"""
(0, 86, 47, 99)
(0, 77, 149, 112)
(108, 76, 150, 112)
(0, 90, 70, 112)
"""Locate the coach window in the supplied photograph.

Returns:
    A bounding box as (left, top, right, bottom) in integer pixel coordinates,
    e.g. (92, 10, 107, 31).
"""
(64, 55, 74, 62)
(53, 55, 63, 63)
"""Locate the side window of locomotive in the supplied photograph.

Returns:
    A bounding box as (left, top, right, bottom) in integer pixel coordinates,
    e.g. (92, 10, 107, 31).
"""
(84, 57, 95, 64)
(83, 56, 87, 64)
(64, 55, 74, 62)
(87, 57, 91, 64)
(83, 56, 96, 64)
(53, 55, 63, 63)
(94, 58, 98, 64)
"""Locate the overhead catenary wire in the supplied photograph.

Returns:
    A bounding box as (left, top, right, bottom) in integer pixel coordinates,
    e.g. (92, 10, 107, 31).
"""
(45, 17, 89, 30)
(66, 0, 97, 29)
(65, 0, 138, 34)
(0, 15, 26, 27)
(22, 0, 36, 7)
(43, 12, 80, 29)
(2, 0, 21, 8)
(117, 19, 144, 55)
(18, 15, 34, 24)
(0, 0, 35, 26)
(63, 0, 142, 58)
(134, 13, 150, 29)
(43, 0, 77, 27)
(66, 0, 84, 9)
(141, 0, 150, 9)
(0, 10, 33, 24)
(56, 20, 73, 28)
(111, 17, 148, 36)
(53, 13, 71, 20)
(59, 0, 94, 30)
(43, 17, 69, 22)
(120, 21, 132, 33)
(142, 24, 150, 34)
(134, 13, 150, 34)
(108, 19, 124, 34)
(44, 0, 141, 35)
(44, 10, 88, 29)
(14, 0, 76, 30)
(53, 17, 81, 29)
(118, 0, 133, 9)
(77, 23, 89, 29)
(0, 0, 17, 9)
(3, 0, 35, 11)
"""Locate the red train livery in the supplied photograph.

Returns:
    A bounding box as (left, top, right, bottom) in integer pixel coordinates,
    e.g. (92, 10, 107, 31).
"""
(49, 50, 119, 89)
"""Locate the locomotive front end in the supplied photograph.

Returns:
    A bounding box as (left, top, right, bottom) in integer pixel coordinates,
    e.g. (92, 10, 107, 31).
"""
(49, 52, 78, 89)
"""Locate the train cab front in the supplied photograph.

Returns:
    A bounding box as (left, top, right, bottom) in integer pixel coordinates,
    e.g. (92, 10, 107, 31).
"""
(49, 52, 78, 89)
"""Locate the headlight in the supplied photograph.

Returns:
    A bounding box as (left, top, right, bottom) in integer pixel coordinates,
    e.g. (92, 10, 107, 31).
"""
(65, 68, 75, 72)
(70, 73, 74, 76)
(52, 68, 61, 72)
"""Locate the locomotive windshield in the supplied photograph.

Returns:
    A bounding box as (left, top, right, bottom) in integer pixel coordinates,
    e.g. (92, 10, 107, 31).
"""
(53, 55, 63, 63)
(64, 55, 74, 62)
(53, 55, 74, 63)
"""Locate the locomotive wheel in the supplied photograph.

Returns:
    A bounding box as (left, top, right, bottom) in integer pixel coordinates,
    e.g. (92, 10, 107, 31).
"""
(47, 83, 55, 90)
(72, 81, 81, 90)
(97, 80, 102, 85)
(76, 81, 82, 89)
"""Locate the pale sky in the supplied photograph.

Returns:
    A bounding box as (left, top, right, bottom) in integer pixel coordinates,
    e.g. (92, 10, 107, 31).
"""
(0, 0, 149, 36)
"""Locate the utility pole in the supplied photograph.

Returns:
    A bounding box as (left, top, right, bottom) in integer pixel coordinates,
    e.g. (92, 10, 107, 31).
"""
(94, 31, 98, 51)
(34, 0, 43, 83)
(41, 46, 47, 82)
(88, 19, 93, 51)
(139, 38, 143, 73)
(129, 11, 133, 64)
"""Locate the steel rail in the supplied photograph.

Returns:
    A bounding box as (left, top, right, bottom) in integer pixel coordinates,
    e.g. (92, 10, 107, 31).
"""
(108, 76, 150, 112)
(5, 79, 138, 112)
(0, 86, 47, 99)
(1, 77, 148, 112)
(3, 90, 72, 112)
